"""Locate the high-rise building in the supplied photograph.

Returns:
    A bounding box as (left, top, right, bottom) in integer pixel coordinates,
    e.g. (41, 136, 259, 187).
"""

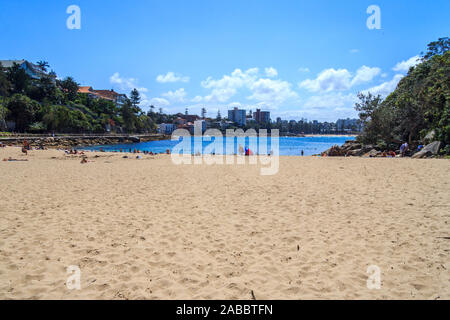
(228, 107, 247, 126)
(253, 109, 271, 124)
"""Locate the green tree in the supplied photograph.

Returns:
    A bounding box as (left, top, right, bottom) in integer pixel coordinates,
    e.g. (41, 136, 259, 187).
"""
(130, 88, 141, 108)
(60, 77, 79, 102)
(6, 94, 39, 132)
(0, 63, 11, 96)
(422, 37, 449, 60)
(36, 61, 50, 72)
(355, 92, 396, 145)
(7, 63, 30, 94)
(33, 74, 58, 103)
(120, 100, 136, 132)
(0, 97, 9, 131)
(356, 38, 450, 152)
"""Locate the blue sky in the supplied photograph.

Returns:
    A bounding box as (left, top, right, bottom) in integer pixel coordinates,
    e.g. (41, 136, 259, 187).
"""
(1, 0, 449, 121)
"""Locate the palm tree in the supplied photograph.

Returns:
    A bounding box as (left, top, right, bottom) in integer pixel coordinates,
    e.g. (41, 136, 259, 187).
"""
(36, 61, 50, 72)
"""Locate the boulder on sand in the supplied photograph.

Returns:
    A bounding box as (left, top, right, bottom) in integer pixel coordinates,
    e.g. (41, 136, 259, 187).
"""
(363, 149, 381, 157)
(412, 141, 442, 159)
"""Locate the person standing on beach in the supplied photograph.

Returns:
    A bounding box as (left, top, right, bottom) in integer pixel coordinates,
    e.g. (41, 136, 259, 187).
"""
(400, 142, 409, 157)
(301, 150, 304, 156)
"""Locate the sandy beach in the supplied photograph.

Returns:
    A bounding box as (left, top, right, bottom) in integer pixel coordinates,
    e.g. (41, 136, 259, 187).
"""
(0, 147, 449, 300)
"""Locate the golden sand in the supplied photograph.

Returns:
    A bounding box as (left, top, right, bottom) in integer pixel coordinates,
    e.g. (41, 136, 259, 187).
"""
(0, 147, 449, 299)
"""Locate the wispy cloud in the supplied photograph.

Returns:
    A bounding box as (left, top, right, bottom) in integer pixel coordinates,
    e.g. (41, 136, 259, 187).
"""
(110, 72, 148, 93)
(110, 72, 151, 107)
(298, 67, 310, 73)
(162, 88, 187, 102)
(156, 72, 190, 83)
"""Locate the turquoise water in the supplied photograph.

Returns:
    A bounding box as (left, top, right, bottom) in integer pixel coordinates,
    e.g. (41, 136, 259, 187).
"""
(82, 136, 355, 156)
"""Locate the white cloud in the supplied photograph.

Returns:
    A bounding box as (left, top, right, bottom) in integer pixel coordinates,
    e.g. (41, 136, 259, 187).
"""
(299, 68, 352, 92)
(351, 66, 381, 86)
(162, 88, 187, 102)
(110, 72, 148, 93)
(303, 92, 357, 109)
(392, 56, 421, 72)
(110, 72, 152, 107)
(265, 67, 278, 78)
(148, 98, 170, 107)
(362, 74, 404, 97)
(201, 68, 258, 91)
(191, 95, 203, 103)
(247, 78, 298, 104)
(156, 72, 190, 83)
(349, 49, 360, 54)
(228, 102, 243, 108)
(204, 88, 237, 103)
(299, 66, 381, 93)
(200, 68, 259, 102)
(298, 67, 310, 73)
(200, 67, 297, 106)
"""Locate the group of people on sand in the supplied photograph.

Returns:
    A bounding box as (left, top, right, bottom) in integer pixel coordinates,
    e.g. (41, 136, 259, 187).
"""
(65, 149, 84, 155)
(96, 147, 171, 155)
(238, 145, 254, 156)
(237, 144, 274, 156)
(2, 157, 28, 162)
(80, 156, 94, 164)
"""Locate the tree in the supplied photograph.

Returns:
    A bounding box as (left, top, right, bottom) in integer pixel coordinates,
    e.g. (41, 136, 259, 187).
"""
(60, 77, 79, 101)
(356, 38, 450, 152)
(355, 92, 383, 125)
(355, 92, 395, 145)
(422, 37, 449, 60)
(31, 74, 58, 103)
(36, 61, 50, 72)
(130, 88, 141, 107)
(6, 94, 39, 132)
(7, 63, 30, 94)
(120, 99, 136, 133)
(0, 63, 11, 96)
(0, 97, 8, 131)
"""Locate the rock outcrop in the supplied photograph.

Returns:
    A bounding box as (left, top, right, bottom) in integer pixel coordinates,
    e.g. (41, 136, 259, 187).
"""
(322, 140, 379, 157)
(323, 139, 445, 158)
(0, 134, 169, 149)
(412, 141, 442, 159)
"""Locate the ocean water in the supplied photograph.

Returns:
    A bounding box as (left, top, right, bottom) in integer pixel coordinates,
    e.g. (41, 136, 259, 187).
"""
(82, 136, 355, 156)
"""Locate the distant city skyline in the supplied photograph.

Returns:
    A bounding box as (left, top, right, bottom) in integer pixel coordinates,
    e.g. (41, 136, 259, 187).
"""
(1, 0, 448, 121)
